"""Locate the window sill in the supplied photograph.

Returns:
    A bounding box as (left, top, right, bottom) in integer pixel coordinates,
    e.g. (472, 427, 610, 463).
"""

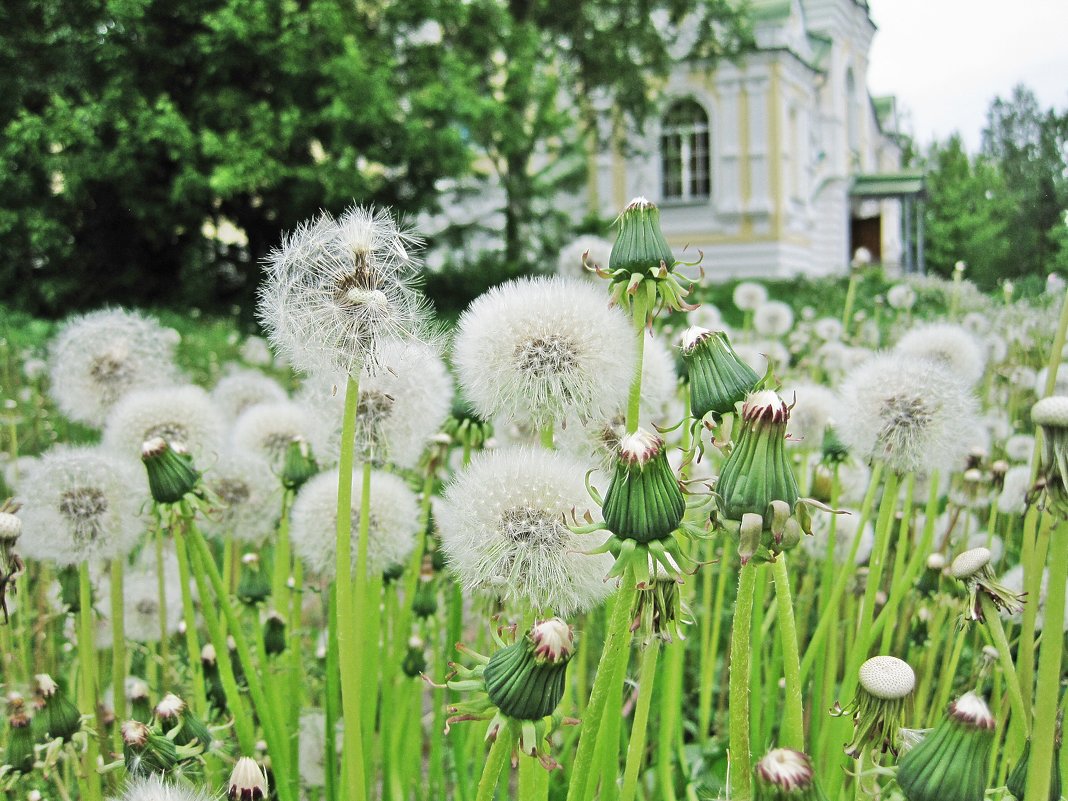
(659, 197, 713, 209)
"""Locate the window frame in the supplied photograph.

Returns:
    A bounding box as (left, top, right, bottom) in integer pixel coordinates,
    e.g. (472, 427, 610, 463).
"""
(659, 99, 711, 204)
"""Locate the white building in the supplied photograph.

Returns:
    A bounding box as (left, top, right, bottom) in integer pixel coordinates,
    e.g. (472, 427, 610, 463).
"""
(585, 0, 924, 277)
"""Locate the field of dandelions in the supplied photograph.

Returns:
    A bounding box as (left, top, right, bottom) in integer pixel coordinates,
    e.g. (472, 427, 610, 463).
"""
(1, 199, 1067, 801)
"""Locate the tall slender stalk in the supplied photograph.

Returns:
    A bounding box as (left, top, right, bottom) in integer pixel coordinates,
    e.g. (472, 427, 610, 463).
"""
(619, 639, 661, 801)
(772, 555, 804, 751)
(109, 558, 126, 755)
(475, 727, 514, 801)
(78, 561, 102, 801)
(729, 561, 759, 801)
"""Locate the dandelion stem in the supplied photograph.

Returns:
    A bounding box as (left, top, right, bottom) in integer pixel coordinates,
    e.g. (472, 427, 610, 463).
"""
(980, 593, 1029, 745)
(772, 555, 804, 751)
(475, 727, 514, 801)
(1023, 516, 1068, 801)
(77, 560, 102, 801)
(729, 561, 759, 801)
(625, 292, 648, 434)
(174, 504, 208, 717)
(109, 557, 126, 756)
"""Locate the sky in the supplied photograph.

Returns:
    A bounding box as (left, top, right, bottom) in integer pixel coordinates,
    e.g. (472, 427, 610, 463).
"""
(866, 0, 1068, 152)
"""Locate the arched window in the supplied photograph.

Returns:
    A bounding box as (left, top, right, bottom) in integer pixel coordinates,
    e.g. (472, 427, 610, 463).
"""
(660, 100, 710, 202)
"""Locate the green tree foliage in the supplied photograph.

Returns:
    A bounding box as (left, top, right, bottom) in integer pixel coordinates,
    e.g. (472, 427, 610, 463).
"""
(0, 0, 471, 317)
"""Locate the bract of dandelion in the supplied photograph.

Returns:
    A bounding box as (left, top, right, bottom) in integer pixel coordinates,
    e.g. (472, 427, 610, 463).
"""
(438, 447, 614, 617)
(19, 446, 145, 567)
(47, 308, 181, 428)
(290, 468, 420, 578)
(257, 205, 432, 378)
(454, 276, 635, 431)
(836, 352, 979, 476)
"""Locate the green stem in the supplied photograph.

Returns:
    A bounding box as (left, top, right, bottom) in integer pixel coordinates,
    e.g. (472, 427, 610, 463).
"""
(475, 727, 514, 801)
(109, 558, 126, 756)
(729, 562, 759, 801)
(174, 504, 208, 717)
(1023, 517, 1067, 801)
(841, 273, 859, 336)
(78, 561, 102, 801)
(980, 594, 1030, 746)
(656, 640, 684, 801)
(625, 293, 648, 433)
(154, 519, 169, 693)
(335, 374, 367, 801)
(620, 639, 661, 801)
(541, 423, 554, 449)
(566, 572, 638, 801)
(772, 555, 804, 751)
(698, 541, 731, 744)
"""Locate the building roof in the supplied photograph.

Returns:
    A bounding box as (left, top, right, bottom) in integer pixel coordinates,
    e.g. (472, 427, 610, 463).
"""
(851, 173, 926, 199)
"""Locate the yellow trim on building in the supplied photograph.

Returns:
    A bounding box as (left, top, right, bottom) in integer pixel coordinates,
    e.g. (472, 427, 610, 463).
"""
(738, 79, 752, 238)
(769, 64, 784, 240)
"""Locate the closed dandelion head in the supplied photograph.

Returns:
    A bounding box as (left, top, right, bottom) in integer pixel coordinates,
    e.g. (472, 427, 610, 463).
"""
(228, 756, 269, 800)
(454, 276, 635, 430)
(754, 749, 822, 800)
(19, 447, 145, 566)
(1032, 395, 1068, 517)
(47, 308, 181, 428)
(438, 447, 613, 616)
(835, 655, 915, 758)
(257, 205, 432, 378)
(200, 452, 282, 545)
(290, 469, 420, 578)
(951, 546, 1025, 623)
(895, 323, 986, 386)
(304, 338, 453, 469)
(103, 385, 224, 461)
(753, 301, 795, 338)
(210, 369, 287, 422)
(836, 352, 979, 476)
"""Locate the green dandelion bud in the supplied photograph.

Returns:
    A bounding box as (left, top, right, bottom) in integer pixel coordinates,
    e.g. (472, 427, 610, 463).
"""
(201, 644, 228, 712)
(122, 719, 179, 777)
(897, 692, 995, 801)
(5, 700, 35, 774)
(608, 197, 675, 276)
(155, 692, 211, 751)
(821, 427, 849, 465)
(602, 429, 685, 544)
(281, 436, 317, 491)
(237, 552, 271, 605)
(1032, 396, 1068, 517)
(263, 611, 286, 656)
(754, 748, 826, 801)
(412, 563, 438, 619)
(718, 391, 800, 522)
(141, 436, 201, 504)
(485, 618, 575, 721)
(950, 547, 1025, 622)
(917, 553, 946, 596)
(402, 636, 428, 678)
(1007, 734, 1063, 801)
(128, 677, 153, 723)
(682, 326, 760, 420)
(32, 674, 81, 743)
(834, 655, 915, 758)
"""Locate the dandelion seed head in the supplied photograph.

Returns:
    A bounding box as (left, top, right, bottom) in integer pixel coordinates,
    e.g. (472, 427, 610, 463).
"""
(813, 317, 843, 342)
(894, 324, 986, 386)
(232, 401, 325, 470)
(801, 509, 873, 565)
(454, 276, 634, 429)
(19, 447, 145, 566)
(886, 284, 917, 310)
(103, 385, 223, 461)
(997, 465, 1032, 515)
(290, 469, 420, 578)
(211, 368, 287, 422)
(858, 655, 915, 700)
(47, 308, 181, 427)
(438, 447, 613, 616)
(732, 281, 768, 311)
(753, 301, 794, 338)
(107, 775, 217, 801)
(836, 352, 978, 475)
(785, 384, 841, 448)
(200, 452, 281, 545)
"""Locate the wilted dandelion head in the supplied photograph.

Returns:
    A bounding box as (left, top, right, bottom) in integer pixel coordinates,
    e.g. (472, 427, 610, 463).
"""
(290, 469, 420, 578)
(303, 338, 453, 469)
(732, 281, 767, 311)
(210, 368, 288, 422)
(438, 447, 613, 616)
(753, 300, 794, 338)
(257, 205, 432, 378)
(47, 308, 180, 428)
(556, 234, 613, 280)
(894, 323, 986, 386)
(200, 452, 282, 544)
(19, 447, 145, 566)
(453, 276, 635, 429)
(232, 401, 325, 470)
(102, 385, 223, 461)
(836, 352, 979, 476)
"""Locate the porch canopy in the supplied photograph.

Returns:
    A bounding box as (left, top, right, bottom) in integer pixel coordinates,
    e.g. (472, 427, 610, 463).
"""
(850, 172, 927, 273)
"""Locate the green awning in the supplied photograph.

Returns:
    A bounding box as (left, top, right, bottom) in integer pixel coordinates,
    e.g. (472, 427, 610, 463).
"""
(851, 173, 925, 199)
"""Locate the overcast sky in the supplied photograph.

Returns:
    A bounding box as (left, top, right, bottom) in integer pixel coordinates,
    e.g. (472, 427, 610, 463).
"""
(866, 0, 1068, 152)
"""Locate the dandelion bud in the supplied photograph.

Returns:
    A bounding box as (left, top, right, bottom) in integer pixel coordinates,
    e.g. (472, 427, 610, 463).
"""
(402, 640, 428, 678)
(412, 565, 438, 619)
(229, 756, 269, 800)
(484, 619, 575, 721)
(237, 552, 271, 605)
(31, 673, 81, 742)
(122, 719, 179, 777)
(835, 655, 915, 757)
(1007, 736, 1063, 801)
(602, 429, 685, 544)
(155, 692, 211, 750)
(950, 547, 1025, 622)
(718, 391, 800, 527)
(0, 510, 21, 543)
(608, 197, 675, 276)
(281, 437, 318, 491)
(917, 553, 946, 595)
(141, 437, 201, 504)
(753, 748, 823, 800)
(4, 700, 34, 774)
(1032, 396, 1068, 517)
(896, 692, 995, 801)
(682, 327, 760, 420)
(263, 611, 286, 656)
(127, 677, 152, 723)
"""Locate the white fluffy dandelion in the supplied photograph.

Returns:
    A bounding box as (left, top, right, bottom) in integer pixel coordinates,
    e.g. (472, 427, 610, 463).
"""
(894, 323, 986, 386)
(732, 281, 768, 312)
(753, 301, 795, 338)
(437, 447, 614, 616)
(290, 468, 420, 577)
(102, 385, 224, 461)
(257, 205, 432, 378)
(997, 465, 1032, 515)
(556, 234, 613, 280)
(836, 352, 979, 476)
(47, 308, 181, 428)
(886, 284, 917, 311)
(785, 384, 841, 448)
(18, 447, 146, 566)
(210, 368, 288, 422)
(95, 546, 184, 646)
(106, 775, 216, 801)
(232, 400, 326, 470)
(453, 276, 635, 429)
(814, 317, 844, 342)
(200, 452, 282, 544)
(303, 338, 453, 469)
